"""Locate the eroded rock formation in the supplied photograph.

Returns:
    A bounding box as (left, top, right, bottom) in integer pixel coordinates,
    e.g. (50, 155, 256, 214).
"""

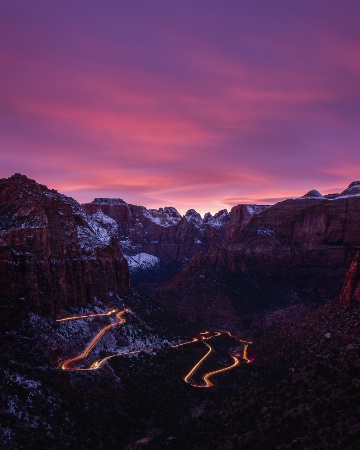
(157, 183, 360, 323)
(340, 251, 360, 303)
(82, 199, 269, 263)
(0, 174, 129, 322)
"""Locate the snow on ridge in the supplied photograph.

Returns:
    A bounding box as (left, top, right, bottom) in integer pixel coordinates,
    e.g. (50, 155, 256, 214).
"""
(245, 205, 271, 215)
(91, 198, 127, 205)
(142, 207, 182, 227)
(184, 209, 203, 227)
(90, 210, 118, 235)
(125, 253, 160, 270)
(335, 184, 360, 199)
(300, 189, 326, 200)
(205, 209, 230, 228)
(77, 211, 118, 253)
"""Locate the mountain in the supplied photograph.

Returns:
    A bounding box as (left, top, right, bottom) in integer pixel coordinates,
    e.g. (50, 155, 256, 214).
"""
(156, 183, 360, 326)
(82, 198, 269, 288)
(0, 174, 129, 326)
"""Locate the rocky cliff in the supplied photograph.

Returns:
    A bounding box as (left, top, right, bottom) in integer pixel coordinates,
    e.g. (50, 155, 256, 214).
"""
(157, 183, 360, 325)
(210, 183, 360, 279)
(340, 250, 360, 303)
(0, 174, 129, 323)
(82, 199, 269, 264)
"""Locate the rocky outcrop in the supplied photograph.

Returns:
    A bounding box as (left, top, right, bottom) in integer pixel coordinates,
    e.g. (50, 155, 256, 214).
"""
(0, 174, 129, 321)
(210, 184, 360, 282)
(157, 183, 360, 323)
(82, 200, 269, 263)
(340, 251, 360, 303)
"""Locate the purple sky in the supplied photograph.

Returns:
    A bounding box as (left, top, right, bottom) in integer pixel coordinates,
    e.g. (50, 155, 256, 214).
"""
(1, 0, 360, 215)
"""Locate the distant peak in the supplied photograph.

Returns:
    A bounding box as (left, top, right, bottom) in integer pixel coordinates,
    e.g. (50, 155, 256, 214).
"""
(185, 209, 202, 226)
(337, 182, 360, 199)
(91, 198, 127, 205)
(8, 173, 36, 184)
(11, 173, 29, 179)
(185, 209, 200, 216)
(301, 189, 324, 198)
(348, 181, 360, 189)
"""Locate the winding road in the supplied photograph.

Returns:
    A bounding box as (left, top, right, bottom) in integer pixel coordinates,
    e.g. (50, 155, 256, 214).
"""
(57, 308, 252, 387)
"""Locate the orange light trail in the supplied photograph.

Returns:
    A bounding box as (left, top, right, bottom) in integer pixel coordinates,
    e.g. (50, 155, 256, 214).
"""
(182, 331, 252, 388)
(202, 356, 240, 387)
(171, 337, 199, 348)
(183, 341, 213, 386)
(89, 349, 152, 370)
(59, 308, 129, 370)
(243, 344, 251, 363)
(57, 311, 253, 385)
(56, 309, 117, 322)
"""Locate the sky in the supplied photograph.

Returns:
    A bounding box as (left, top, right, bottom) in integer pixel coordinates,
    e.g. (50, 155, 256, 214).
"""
(1, 0, 360, 216)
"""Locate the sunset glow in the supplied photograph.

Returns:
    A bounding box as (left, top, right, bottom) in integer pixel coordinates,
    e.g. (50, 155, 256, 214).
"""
(1, 1, 359, 215)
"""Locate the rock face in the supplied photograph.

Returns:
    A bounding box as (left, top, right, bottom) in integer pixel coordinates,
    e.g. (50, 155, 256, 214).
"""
(158, 183, 360, 323)
(340, 251, 360, 303)
(82, 200, 269, 264)
(0, 174, 129, 321)
(208, 184, 360, 292)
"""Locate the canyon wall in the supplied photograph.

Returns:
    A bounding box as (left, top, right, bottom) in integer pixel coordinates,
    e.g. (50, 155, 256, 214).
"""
(0, 174, 129, 322)
(82, 199, 269, 263)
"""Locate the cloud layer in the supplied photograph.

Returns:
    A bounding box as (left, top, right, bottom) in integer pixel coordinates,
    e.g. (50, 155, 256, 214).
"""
(1, 0, 359, 214)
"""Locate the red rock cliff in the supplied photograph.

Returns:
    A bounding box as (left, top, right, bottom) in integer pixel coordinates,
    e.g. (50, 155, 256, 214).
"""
(0, 174, 130, 319)
(157, 184, 360, 322)
(340, 251, 360, 303)
(82, 199, 269, 263)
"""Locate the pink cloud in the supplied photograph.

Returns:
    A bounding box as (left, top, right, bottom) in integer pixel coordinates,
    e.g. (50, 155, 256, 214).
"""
(1, 0, 359, 215)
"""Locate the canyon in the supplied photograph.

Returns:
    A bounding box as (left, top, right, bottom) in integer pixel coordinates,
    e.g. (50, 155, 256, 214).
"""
(0, 174, 359, 449)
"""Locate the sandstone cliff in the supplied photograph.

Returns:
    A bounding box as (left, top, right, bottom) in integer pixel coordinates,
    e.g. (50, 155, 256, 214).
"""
(0, 174, 129, 322)
(340, 251, 360, 303)
(82, 199, 269, 263)
(157, 183, 360, 324)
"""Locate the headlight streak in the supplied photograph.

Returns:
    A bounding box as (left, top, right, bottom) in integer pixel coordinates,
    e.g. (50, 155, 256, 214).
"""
(58, 308, 129, 370)
(57, 311, 253, 386)
(182, 332, 250, 388)
(56, 309, 117, 322)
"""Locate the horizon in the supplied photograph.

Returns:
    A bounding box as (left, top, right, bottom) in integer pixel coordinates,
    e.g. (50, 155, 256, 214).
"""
(3, 172, 358, 217)
(1, 1, 359, 215)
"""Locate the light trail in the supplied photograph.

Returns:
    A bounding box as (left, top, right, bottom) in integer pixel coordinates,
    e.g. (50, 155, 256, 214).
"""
(90, 349, 152, 370)
(201, 331, 221, 341)
(59, 309, 129, 370)
(243, 344, 251, 363)
(57, 310, 253, 386)
(171, 337, 199, 348)
(183, 331, 252, 388)
(183, 341, 213, 386)
(202, 356, 240, 387)
(221, 330, 253, 344)
(56, 309, 117, 322)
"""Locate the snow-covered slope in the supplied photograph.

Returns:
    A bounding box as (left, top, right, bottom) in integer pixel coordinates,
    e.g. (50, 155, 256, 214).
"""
(125, 253, 160, 271)
(142, 207, 182, 227)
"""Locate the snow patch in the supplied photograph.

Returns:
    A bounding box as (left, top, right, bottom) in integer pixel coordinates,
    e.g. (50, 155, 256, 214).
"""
(245, 205, 271, 215)
(254, 226, 275, 237)
(185, 209, 203, 227)
(91, 198, 127, 205)
(335, 184, 360, 199)
(77, 211, 118, 253)
(125, 253, 160, 270)
(206, 209, 230, 228)
(142, 207, 182, 227)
